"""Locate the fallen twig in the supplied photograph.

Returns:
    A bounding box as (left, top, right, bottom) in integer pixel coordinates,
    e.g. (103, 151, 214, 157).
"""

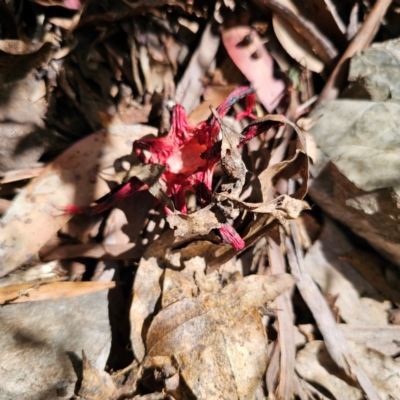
(286, 221, 381, 400)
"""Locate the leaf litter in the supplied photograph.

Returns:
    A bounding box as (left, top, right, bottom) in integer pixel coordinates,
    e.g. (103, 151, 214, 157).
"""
(0, 1, 399, 399)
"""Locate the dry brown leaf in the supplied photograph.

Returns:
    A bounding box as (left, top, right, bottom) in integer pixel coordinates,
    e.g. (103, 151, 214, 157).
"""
(162, 256, 231, 309)
(0, 125, 157, 278)
(0, 281, 116, 304)
(167, 205, 222, 237)
(144, 273, 294, 399)
(78, 351, 118, 400)
(273, 15, 325, 73)
(296, 341, 363, 400)
(188, 85, 237, 125)
(304, 219, 391, 326)
(0, 42, 55, 174)
(161, 257, 207, 309)
(0, 260, 62, 287)
(42, 243, 144, 261)
(318, 0, 392, 102)
(339, 324, 400, 357)
(341, 249, 400, 306)
(0, 164, 44, 184)
(130, 257, 165, 363)
(176, 23, 220, 114)
(296, 340, 400, 400)
(0, 40, 47, 55)
(286, 223, 381, 400)
(272, 0, 338, 62)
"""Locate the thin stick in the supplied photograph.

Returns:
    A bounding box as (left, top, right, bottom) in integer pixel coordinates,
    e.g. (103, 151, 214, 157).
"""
(286, 221, 381, 400)
(267, 233, 296, 399)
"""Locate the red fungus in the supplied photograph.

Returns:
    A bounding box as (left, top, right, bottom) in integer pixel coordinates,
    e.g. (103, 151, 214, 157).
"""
(62, 86, 277, 250)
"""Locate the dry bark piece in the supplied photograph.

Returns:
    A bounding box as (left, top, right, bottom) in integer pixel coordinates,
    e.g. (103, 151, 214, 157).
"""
(143, 273, 294, 399)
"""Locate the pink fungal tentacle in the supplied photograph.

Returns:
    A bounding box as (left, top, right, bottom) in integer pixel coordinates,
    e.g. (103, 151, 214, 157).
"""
(60, 177, 149, 216)
(60, 86, 281, 250)
(218, 223, 245, 250)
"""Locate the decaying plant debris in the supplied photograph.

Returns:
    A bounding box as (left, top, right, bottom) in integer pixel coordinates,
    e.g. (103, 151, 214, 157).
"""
(0, 0, 400, 399)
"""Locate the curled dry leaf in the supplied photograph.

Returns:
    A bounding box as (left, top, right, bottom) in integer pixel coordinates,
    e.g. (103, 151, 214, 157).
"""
(215, 195, 311, 225)
(143, 273, 294, 399)
(273, 16, 324, 73)
(266, 0, 337, 73)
